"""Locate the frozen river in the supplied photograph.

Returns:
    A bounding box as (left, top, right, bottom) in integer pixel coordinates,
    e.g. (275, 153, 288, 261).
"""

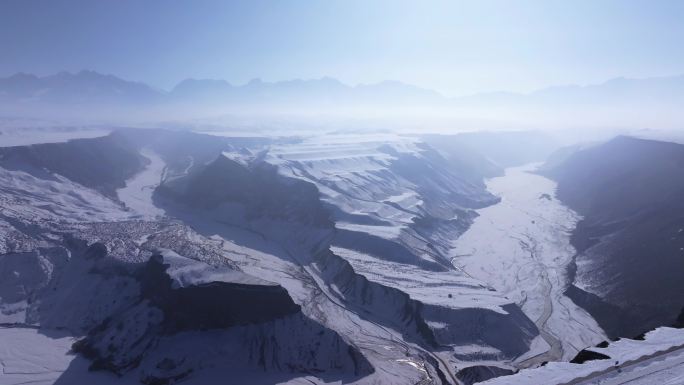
(451, 164, 606, 365)
(116, 149, 167, 219)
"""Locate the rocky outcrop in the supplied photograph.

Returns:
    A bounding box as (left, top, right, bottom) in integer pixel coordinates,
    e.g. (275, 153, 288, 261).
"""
(456, 365, 515, 385)
(158, 154, 332, 229)
(73, 251, 371, 383)
(136, 254, 300, 332)
(570, 349, 611, 364)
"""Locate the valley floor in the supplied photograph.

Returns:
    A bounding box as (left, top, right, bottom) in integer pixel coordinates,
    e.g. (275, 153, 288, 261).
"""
(450, 164, 606, 364)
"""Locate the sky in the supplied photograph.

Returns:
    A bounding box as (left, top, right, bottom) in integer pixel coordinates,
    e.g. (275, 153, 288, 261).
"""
(2, 0, 684, 96)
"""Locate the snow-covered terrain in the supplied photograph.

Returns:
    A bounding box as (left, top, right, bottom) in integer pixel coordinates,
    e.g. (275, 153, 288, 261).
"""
(0, 327, 135, 385)
(579, 347, 684, 385)
(451, 164, 606, 364)
(116, 149, 167, 218)
(482, 327, 684, 385)
(154, 132, 545, 383)
(0, 126, 110, 147)
(0, 129, 535, 385)
(8, 128, 675, 385)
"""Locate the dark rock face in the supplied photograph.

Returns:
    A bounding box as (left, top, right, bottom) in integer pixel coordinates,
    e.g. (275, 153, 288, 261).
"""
(563, 285, 639, 340)
(315, 249, 440, 347)
(570, 349, 611, 364)
(71, 252, 369, 382)
(160, 154, 332, 228)
(383, 144, 500, 210)
(315, 250, 538, 359)
(674, 307, 684, 328)
(137, 255, 300, 332)
(456, 365, 515, 385)
(0, 132, 145, 197)
(333, 228, 446, 271)
(544, 136, 684, 338)
(422, 303, 538, 359)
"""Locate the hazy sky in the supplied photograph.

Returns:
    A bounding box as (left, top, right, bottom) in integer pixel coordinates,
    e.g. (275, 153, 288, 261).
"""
(2, 0, 684, 96)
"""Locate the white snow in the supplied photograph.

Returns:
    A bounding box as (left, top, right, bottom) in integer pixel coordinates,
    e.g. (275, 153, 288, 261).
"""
(0, 327, 137, 385)
(451, 164, 606, 363)
(580, 347, 684, 385)
(331, 246, 511, 314)
(116, 149, 167, 219)
(0, 131, 625, 385)
(482, 327, 684, 385)
(0, 165, 130, 223)
(158, 249, 276, 288)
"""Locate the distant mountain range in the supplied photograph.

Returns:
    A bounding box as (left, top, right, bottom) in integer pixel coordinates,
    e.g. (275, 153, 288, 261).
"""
(2, 70, 684, 127)
(0, 70, 444, 107)
(0, 71, 160, 105)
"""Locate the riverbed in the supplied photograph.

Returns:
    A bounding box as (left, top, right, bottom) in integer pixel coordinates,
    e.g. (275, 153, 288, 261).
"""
(450, 164, 606, 364)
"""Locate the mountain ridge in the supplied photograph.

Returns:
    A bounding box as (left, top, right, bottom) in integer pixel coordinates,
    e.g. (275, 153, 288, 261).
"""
(3, 71, 684, 128)
(4, 70, 684, 103)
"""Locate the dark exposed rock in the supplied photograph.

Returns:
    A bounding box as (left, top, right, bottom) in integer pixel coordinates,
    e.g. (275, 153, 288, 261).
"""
(674, 306, 684, 328)
(83, 242, 108, 260)
(0, 132, 146, 197)
(71, 252, 370, 381)
(315, 250, 538, 358)
(456, 365, 515, 385)
(158, 154, 332, 228)
(137, 254, 300, 332)
(570, 349, 611, 364)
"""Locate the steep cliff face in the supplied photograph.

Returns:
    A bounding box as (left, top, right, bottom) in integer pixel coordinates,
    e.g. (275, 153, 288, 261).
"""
(164, 154, 332, 228)
(0, 132, 146, 197)
(456, 365, 515, 385)
(315, 249, 538, 359)
(73, 250, 371, 384)
(543, 136, 684, 338)
(0, 232, 370, 384)
(271, 136, 538, 355)
(267, 135, 500, 270)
